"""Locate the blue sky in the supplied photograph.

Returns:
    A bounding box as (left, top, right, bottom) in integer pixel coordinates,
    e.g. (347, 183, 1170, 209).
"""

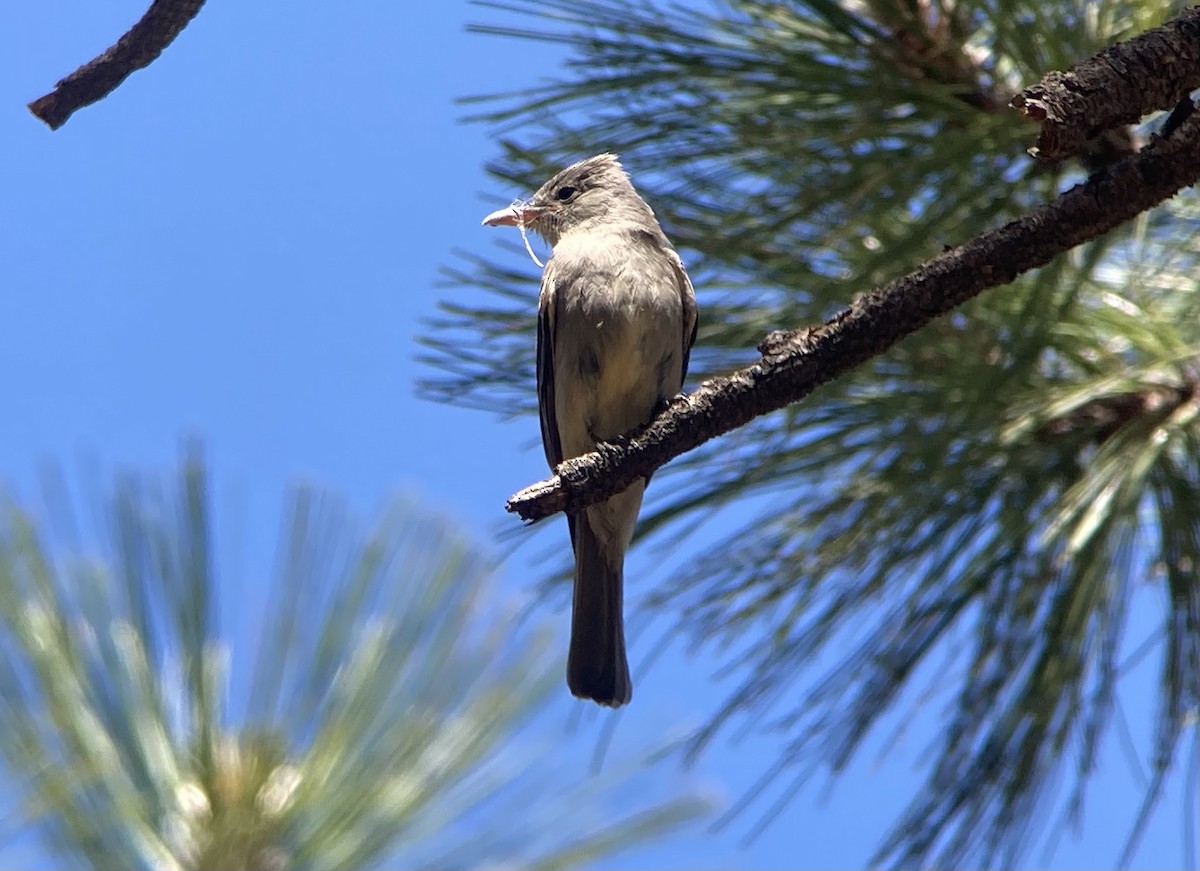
(1, 2, 1188, 868)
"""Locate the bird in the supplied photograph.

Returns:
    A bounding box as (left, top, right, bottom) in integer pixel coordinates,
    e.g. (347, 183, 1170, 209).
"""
(482, 153, 698, 707)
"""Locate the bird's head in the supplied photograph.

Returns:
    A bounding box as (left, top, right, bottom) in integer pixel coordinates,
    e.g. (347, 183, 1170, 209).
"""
(481, 153, 653, 246)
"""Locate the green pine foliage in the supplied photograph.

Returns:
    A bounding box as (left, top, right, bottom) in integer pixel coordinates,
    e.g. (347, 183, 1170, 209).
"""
(421, 0, 1200, 865)
(0, 457, 708, 870)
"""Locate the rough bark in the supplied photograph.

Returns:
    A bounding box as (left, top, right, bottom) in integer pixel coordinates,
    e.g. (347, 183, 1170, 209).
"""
(1012, 6, 1200, 162)
(29, 0, 206, 130)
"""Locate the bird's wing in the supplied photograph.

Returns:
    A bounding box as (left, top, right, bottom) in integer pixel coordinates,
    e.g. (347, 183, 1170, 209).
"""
(537, 260, 576, 547)
(666, 248, 699, 382)
(536, 260, 564, 471)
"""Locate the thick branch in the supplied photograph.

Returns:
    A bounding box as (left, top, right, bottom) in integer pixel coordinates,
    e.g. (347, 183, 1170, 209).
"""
(1012, 6, 1200, 162)
(507, 106, 1200, 522)
(29, 0, 206, 130)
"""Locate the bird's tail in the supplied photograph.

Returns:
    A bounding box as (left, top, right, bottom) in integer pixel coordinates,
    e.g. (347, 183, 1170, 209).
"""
(567, 511, 632, 707)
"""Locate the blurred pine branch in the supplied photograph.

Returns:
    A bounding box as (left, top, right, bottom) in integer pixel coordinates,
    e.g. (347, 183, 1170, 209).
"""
(0, 455, 710, 870)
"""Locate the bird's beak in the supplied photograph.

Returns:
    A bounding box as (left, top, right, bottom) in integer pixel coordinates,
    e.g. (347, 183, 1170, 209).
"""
(481, 203, 548, 227)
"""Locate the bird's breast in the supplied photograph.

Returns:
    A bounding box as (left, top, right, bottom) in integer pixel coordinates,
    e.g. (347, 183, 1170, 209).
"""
(550, 231, 686, 450)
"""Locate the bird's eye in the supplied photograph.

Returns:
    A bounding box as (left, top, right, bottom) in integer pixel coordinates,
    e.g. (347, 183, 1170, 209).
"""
(555, 186, 577, 201)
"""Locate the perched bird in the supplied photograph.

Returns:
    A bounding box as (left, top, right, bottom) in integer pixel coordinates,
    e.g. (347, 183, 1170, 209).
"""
(482, 154, 698, 707)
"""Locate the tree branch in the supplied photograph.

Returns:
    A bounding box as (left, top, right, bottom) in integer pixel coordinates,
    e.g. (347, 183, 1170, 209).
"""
(1012, 6, 1200, 162)
(28, 0, 206, 130)
(506, 104, 1200, 522)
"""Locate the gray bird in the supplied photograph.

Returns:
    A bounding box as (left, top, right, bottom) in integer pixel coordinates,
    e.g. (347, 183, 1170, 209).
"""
(482, 153, 697, 706)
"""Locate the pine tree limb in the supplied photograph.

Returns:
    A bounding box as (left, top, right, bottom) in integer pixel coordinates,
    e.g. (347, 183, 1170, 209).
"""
(1012, 5, 1200, 162)
(29, 0, 206, 130)
(506, 104, 1200, 522)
